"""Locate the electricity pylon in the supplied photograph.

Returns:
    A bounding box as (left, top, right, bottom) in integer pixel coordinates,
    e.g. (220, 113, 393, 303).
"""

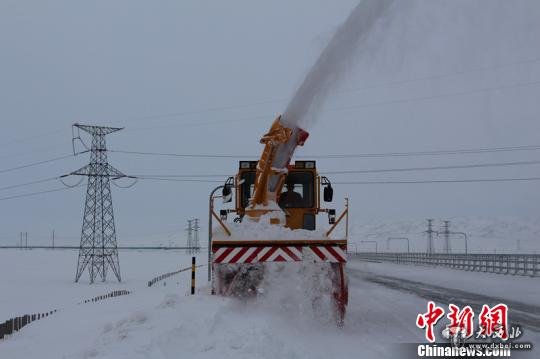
(442, 220, 451, 254)
(193, 218, 200, 253)
(426, 219, 435, 254)
(68, 124, 126, 283)
(186, 219, 193, 254)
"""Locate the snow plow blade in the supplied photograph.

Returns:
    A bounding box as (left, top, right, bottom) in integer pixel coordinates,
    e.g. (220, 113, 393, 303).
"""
(212, 239, 347, 264)
(212, 239, 348, 324)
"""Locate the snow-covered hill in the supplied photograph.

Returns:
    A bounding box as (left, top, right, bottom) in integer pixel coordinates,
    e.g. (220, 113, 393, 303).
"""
(347, 217, 540, 253)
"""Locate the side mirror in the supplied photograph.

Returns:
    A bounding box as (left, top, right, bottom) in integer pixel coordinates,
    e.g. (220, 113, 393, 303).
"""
(323, 185, 333, 202)
(222, 186, 232, 203)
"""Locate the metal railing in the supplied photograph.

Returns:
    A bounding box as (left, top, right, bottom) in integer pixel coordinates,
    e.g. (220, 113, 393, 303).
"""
(353, 252, 540, 277)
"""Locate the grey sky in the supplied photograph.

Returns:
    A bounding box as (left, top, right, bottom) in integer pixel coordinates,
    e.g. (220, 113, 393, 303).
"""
(1, 0, 540, 246)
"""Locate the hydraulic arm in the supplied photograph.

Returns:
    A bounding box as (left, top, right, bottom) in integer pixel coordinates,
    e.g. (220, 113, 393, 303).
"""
(247, 115, 309, 221)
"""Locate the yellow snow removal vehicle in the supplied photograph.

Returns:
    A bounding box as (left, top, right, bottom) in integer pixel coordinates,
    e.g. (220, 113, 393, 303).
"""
(209, 115, 349, 323)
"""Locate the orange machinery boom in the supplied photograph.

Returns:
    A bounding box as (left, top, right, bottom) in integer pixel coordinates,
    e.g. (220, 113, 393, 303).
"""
(247, 115, 309, 223)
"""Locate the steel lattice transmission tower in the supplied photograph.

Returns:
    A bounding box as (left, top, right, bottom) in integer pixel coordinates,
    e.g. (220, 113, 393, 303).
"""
(186, 219, 193, 254)
(442, 220, 451, 254)
(425, 219, 435, 254)
(193, 218, 200, 253)
(185, 218, 200, 254)
(69, 124, 127, 283)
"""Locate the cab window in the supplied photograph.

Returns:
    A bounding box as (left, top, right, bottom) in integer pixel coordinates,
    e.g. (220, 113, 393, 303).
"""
(278, 172, 314, 208)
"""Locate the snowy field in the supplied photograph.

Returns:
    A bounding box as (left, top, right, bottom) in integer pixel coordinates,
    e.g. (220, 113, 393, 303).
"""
(0, 249, 538, 358)
(0, 249, 196, 320)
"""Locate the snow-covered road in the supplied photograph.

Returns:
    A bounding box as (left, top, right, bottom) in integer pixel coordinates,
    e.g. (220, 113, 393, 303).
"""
(349, 267, 540, 332)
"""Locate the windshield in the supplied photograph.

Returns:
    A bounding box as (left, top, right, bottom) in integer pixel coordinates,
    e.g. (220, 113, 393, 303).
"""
(278, 172, 314, 208)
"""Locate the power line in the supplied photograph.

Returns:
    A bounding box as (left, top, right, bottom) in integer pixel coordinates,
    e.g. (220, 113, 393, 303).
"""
(137, 176, 223, 183)
(118, 104, 281, 125)
(125, 115, 270, 133)
(0, 154, 79, 174)
(133, 174, 227, 178)
(0, 177, 59, 192)
(1, 148, 535, 195)
(114, 55, 540, 125)
(322, 159, 540, 175)
(124, 78, 540, 132)
(3, 56, 536, 149)
(336, 56, 540, 94)
(321, 79, 540, 115)
(109, 149, 244, 158)
(128, 159, 540, 180)
(121, 175, 540, 185)
(0, 144, 67, 161)
(334, 177, 540, 185)
(0, 174, 537, 203)
(0, 184, 83, 202)
(307, 144, 540, 159)
(3, 57, 538, 149)
(110, 144, 540, 160)
(0, 129, 65, 149)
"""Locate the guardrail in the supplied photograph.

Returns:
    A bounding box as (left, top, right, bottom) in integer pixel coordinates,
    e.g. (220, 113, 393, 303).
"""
(147, 265, 203, 287)
(353, 252, 540, 277)
(78, 289, 131, 304)
(0, 289, 131, 340)
(0, 310, 58, 340)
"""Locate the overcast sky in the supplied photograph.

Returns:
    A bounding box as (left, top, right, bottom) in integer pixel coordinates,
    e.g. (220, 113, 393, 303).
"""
(1, 0, 540, 246)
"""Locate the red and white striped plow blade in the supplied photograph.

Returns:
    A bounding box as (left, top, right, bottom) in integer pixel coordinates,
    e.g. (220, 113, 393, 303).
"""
(213, 245, 346, 264)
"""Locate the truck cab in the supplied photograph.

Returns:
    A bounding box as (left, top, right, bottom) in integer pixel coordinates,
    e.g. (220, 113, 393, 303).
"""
(233, 160, 334, 230)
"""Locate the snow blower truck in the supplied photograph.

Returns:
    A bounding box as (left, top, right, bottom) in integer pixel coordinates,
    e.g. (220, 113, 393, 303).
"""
(209, 115, 348, 323)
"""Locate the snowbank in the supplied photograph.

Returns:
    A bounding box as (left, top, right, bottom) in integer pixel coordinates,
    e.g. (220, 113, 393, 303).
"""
(213, 212, 331, 241)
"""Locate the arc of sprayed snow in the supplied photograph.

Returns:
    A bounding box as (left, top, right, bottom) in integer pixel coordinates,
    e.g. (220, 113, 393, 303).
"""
(282, 0, 395, 129)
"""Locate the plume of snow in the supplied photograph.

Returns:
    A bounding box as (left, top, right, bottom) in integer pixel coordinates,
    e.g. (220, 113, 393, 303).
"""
(282, 0, 395, 129)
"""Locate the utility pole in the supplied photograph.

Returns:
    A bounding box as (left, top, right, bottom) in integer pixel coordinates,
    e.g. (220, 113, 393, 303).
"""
(442, 220, 451, 254)
(52, 229, 55, 248)
(25, 232, 28, 249)
(450, 231, 468, 254)
(19, 232, 22, 249)
(65, 124, 128, 284)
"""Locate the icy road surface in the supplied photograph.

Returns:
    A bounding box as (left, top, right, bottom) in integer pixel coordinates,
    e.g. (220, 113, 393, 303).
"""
(0, 250, 538, 358)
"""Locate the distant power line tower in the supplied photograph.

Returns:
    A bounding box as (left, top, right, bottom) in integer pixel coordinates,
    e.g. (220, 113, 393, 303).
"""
(186, 218, 200, 254)
(442, 220, 451, 254)
(186, 219, 193, 254)
(67, 124, 128, 284)
(193, 218, 200, 253)
(425, 219, 435, 254)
